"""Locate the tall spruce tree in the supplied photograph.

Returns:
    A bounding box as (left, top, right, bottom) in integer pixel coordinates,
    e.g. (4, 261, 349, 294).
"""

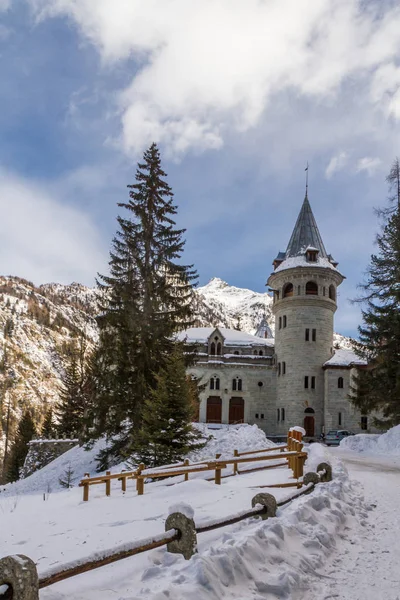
(57, 337, 93, 441)
(129, 344, 205, 468)
(351, 158, 400, 427)
(91, 143, 197, 465)
(6, 410, 37, 482)
(41, 408, 56, 439)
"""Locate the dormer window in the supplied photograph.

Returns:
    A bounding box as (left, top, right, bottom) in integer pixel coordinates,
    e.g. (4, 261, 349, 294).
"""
(306, 247, 319, 262)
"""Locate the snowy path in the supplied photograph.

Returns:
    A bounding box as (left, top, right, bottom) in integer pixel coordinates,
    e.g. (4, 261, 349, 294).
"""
(296, 448, 400, 600)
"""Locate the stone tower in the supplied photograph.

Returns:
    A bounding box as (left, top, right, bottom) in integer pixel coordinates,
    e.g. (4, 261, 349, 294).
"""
(267, 193, 344, 437)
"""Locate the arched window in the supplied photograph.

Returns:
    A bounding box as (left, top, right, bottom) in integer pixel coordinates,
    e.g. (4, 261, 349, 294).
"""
(329, 285, 336, 301)
(210, 342, 216, 355)
(283, 283, 294, 298)
(306, 281, 318, 295)
(232, 377, 242, 391)
(234, 350, 240, 355)
(338, 377, 344, 389)
(210, 376, 220, 390)
(216, 342, 222, 356)
(259, 350, 263, 356)
(232, 378, 237, 391)
(254, 350, 258, 355)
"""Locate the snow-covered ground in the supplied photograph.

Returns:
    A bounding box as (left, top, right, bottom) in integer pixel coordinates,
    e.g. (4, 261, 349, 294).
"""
(0, 425, 368, 600)
(297, 446, 400, 600)
(340, 424, 400, 456)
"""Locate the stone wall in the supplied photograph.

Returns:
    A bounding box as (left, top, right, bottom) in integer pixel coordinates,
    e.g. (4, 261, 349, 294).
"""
(22, 439, 79, 478)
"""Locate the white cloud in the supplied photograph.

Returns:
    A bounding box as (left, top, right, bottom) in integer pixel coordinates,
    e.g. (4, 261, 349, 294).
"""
(0, 0, 10, 11)
(325, 152, 348, 179)
(0, 170, 105, 285)
(26, 0, 400, 158)
(356, 157, 382, 176)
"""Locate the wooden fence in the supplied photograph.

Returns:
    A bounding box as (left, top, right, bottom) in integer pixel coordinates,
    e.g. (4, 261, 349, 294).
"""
(79, 429, 306, 501)
(0, 459, 333, 599)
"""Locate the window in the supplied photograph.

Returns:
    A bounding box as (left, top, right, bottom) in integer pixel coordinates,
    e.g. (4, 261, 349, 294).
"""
(238, 378, 242, 391)
(255, 413, 259, 419)
(338, 412, 342, 426)
(210, 376, 220, 390)
(234, 351, 240, 355)
(259, 350, 263, 356)
(261, 413, 264, 419)
(283, 283, 294, 298)
(279, 316, 282, 329)
(304, 376, 309, 389)
(283, 315, 287, 328)
(232, 378, 237, 391)
(361, 416, 368, 430)
(216, 342, 222, 356)
(338, 377, 344, 389)
(305, 328, 310, 341)
(282, 361, 286, 375)
(257, 381, 263, 387)
(210, 378, 214, 390)
(311, 376, 316, 389)
(306, 249, 318, 262)
(210, 342, 216, 355)
(281, 408, 285, 421)
(312, 329, 316, 342)
(215, 378, 220, 390)
(278, 362, 281, 376)
(232, 377, 242, 391)
(329, 285, 336, 301)
(306, 281, 318, 295)
(277, 408, 280, 422)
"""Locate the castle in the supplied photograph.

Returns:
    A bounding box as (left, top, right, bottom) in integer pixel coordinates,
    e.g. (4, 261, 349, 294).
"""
(178, 193, 374, 438)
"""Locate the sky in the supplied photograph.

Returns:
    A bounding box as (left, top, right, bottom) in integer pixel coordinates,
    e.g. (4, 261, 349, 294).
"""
(1, 0, 400, 337)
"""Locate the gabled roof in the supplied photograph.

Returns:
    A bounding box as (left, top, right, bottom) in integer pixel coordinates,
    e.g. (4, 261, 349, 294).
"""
(285, 195, 328, 258)
(176, 327, 274, 347)
(323, 348, 367, 368)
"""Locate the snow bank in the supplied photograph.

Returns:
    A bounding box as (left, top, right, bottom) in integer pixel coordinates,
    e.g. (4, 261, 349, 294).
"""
(341, 424, 400, 455)
(189, 423, 275, 462)
(0, 438, 109, 497)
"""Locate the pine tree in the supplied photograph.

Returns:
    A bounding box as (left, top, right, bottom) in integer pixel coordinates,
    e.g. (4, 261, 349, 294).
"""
(57, 337, 93, 441)
(6, 410, 37, 482)
(351, 158, 400, 428)
(41, 408, 55, 439)
(129, 344, 205, 468)
(91, 143, 197, 465)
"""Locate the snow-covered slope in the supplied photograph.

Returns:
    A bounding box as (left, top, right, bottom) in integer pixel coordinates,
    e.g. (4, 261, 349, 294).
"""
(340, 425, 400, 455)
(194, 278, 274, 336)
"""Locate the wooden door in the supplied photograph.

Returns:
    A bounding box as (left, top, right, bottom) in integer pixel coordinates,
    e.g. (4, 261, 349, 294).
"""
(206, 397, 222, 423)
(229, 397, 244, 424)
(304, 416, 315, 437)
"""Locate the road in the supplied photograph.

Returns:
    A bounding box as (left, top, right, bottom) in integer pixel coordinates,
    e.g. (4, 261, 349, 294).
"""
(297, 448, 400, 600)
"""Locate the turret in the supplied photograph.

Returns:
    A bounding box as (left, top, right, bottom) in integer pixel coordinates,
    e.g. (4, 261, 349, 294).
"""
(267, 194, 345, 437)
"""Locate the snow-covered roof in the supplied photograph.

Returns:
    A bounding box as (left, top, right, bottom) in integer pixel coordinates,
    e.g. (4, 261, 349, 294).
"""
(177, 327, 274, 347)
(324, 348, 367, 368)
(274, 255, 339, 274)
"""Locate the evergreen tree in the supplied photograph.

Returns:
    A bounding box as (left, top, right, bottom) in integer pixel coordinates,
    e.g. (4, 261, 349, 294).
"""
(57, 337, 93, 441)
(41, 408, 55, 439)
(351, 158, 400, 428)
(6, 410, 36, 482)
(129, 344, 205, 468)
(91, 143, 197, 464)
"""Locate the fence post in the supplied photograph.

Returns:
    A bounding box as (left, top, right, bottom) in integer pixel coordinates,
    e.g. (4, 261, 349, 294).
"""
(0, 555, 39, 600)
(105, 471, 111, 497)
(165, 512, 197, 560)
(215, 463, 222, 485)
(233, 449, 238, 475)
(82, 481, 89, 502)
(136, 464, 145, 495)
(251, 493, 277, 520)
(121, 470, 127, 493)
(317, 462, 332, 482)
(183, 458, 189, 481)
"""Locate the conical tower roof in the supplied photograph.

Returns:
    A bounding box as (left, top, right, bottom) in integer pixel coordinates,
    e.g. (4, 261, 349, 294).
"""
(285, 194, 327, 258)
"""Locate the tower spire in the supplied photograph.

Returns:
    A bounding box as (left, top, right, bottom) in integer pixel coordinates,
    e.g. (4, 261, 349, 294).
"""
(305, 162, 309, 198)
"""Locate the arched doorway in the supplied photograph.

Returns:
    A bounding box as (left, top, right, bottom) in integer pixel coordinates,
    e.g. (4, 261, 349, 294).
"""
(229, 397, 244, 424)
(304, 407, 315, 437)
(206, 397, 222, 423)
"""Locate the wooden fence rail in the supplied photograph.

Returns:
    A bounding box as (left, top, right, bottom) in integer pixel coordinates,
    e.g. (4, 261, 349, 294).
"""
(79, 429, 306, 501)
(0, 461, 332, 599)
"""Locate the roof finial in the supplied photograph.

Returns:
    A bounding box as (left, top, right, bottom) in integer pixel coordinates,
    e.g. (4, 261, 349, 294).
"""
(305, 161, 309, 198)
